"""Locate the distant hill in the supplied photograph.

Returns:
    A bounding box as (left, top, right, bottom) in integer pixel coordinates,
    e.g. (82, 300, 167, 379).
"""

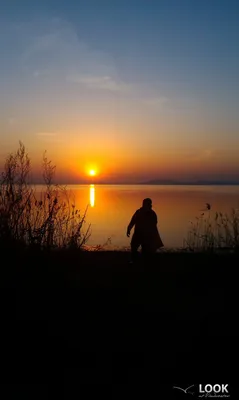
(141, 179, 239, 185)
(31, 179, 239, 185)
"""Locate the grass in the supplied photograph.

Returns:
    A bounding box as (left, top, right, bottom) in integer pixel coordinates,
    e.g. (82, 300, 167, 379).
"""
(0, 142, 91, 252)
(184, 203, 239, 253)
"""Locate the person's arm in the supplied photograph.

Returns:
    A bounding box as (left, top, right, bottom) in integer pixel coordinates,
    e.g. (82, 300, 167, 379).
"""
(127, 211, 137, 237)
(153, 211, 158, 225)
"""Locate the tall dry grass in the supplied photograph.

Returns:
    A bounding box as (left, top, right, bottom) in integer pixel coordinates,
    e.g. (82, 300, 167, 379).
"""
(184, 203, 239, 252)
(0, 142, 91, 251)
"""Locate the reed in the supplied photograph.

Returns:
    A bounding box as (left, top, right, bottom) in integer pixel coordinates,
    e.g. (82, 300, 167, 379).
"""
(0, 142, 91, 251)
(184, 203, 239, 252)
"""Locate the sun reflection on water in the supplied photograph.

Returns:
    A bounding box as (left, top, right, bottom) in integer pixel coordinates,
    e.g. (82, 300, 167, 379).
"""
(90, 184, 95, 207)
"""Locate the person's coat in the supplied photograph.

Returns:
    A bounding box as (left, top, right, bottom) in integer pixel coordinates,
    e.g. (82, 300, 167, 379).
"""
(128, 207, 164, 251)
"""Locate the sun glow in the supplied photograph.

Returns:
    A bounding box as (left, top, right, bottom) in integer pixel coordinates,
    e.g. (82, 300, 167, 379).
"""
(89, 169, 96, 176)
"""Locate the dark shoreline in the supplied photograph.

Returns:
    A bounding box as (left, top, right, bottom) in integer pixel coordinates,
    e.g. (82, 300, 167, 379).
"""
(2, 250, 238, 395)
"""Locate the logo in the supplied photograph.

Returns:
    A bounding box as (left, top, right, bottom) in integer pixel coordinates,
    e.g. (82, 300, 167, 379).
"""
(173, 385, 195, 395)
(172, 384, 230, 398)
(198, 385, 230, 398)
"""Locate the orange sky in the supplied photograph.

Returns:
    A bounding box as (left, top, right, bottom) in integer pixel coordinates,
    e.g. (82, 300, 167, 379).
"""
(1, 11, 239, 183)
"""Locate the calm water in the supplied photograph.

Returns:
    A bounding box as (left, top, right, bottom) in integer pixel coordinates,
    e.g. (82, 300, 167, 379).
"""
(60, 184, 239, 250)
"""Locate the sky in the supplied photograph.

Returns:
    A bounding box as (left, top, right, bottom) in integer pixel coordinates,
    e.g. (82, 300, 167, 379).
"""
(0, 0, 239, 183)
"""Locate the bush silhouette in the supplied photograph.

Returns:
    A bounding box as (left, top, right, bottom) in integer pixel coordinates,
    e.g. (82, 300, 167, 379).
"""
(0, 142, 91, 251)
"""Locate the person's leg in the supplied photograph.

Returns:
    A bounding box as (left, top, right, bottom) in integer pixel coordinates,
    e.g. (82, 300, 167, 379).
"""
(131, 244, 140, 262)
(141, 243, 155, 264)
(130, 234, 140, 263)
(141, 244, 148, 262)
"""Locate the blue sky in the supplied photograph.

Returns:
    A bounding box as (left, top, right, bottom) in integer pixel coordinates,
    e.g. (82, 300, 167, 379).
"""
(0, 0, 239, 182)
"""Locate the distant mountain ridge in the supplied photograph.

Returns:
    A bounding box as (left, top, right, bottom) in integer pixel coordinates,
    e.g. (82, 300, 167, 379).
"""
(31, 178, 239, 185)
(141, 179, 239, 185)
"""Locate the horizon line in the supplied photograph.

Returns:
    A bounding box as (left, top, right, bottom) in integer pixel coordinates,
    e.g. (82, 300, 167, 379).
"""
(26, 180, 239, 186)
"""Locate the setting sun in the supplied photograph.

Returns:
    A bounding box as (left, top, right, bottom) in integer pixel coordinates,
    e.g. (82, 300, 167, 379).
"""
(89, 169, 96, 176)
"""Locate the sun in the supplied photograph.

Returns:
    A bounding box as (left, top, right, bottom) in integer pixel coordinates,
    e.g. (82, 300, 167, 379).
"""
(89, 169, 96, 176)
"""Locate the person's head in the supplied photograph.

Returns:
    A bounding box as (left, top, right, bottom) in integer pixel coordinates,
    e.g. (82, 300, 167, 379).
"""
(142, 198, 152, 210)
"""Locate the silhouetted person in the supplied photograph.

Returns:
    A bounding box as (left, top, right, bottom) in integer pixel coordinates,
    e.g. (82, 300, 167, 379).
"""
(126, 198, 164, 262)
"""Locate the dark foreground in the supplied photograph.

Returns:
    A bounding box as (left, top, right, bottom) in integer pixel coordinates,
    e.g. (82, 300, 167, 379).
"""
(1, 249, 239, 398)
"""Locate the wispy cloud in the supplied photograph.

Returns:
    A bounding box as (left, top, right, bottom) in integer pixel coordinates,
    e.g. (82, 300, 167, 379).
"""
(203, 149, 213, 158)
(19, 18, 167, 100)
(36, 132, 57, 137)
(33, 69, 50, 78)
(185, 148, 215, 162)
(143, 96, 169, 107)
(67, 74, 131, 93)
(20, 18, 131, 93)
(197, 149, 215, 161)
(35, 132, 66, 143)
(8, 117, 18, 126)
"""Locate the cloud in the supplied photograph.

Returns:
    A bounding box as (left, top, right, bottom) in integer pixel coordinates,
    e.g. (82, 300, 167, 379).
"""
(197, 149, 214, 160)
(185, 148, 215, 162)
(3, 17, 171, 108)
(67, 74, 131, 93)
(36, 132, 57, 137)
(203, 149, 213, 158)
(33, 69, 50, 78)
(3, 16, 171, 123)
(143, 96, 169, 107)
(8, 117, 18, 126)
(35, 131, 64, 144)
(19, 18, 131, 93)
